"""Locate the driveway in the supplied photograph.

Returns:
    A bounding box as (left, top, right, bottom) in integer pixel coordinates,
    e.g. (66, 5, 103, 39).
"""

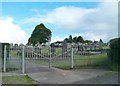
(25, 61, 119, 84)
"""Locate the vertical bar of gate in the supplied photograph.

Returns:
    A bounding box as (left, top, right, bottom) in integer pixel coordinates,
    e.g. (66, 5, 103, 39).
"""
(71, 44, 74, 69)
(22, 46, 25, 73)
(3, 45, 7, 72)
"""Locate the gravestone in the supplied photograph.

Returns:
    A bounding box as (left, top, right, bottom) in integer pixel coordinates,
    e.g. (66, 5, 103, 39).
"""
(50, 43, 55, 57)
(78, 45, 83, 51)
(35, 47, 41, 54)
(62, 41, 67, 57)
(34, 47, 41, 57)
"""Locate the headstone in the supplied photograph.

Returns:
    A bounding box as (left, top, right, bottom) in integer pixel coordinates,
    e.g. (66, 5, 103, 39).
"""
(35, 47, 41, 53)
(78, 45, 83, 51)
(34, 47, 41, 57)
(51, 43, 55, 56)
(62, 41, 67, 57)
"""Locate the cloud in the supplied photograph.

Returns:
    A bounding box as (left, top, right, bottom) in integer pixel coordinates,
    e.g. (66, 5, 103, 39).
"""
(0, 17, 29, 44)
(51, 36, 65, 43)
(79, 32, 112, 41)
(21, 1, 118, 42)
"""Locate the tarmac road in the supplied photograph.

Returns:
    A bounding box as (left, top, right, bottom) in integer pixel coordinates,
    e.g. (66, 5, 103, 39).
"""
(25, 61, 119, 84)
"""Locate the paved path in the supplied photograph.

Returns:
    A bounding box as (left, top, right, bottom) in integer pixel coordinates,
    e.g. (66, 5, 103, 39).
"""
(71, 72, 119, 84)
(25, 61, 119, 84)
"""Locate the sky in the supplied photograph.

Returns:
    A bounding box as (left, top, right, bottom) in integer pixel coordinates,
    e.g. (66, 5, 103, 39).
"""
(0, 0, 118, 44)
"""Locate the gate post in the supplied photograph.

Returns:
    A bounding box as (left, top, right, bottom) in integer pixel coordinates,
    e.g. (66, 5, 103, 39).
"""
(3, 45, 7, 72)
(49, 45, 51, 68)
(71, 44, 74, 69)
(22, 46, 25, 73)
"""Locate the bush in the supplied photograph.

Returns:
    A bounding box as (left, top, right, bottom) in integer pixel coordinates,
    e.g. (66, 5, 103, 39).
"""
(107, 38, 120, 71)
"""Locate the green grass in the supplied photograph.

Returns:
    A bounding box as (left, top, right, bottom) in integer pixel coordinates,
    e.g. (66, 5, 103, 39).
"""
(73, 53, 110, 69)
(41, 47, 63, 55)
(2, 75, 38, 85)
(41, 47, 49, 54)
(27, 53, 110, 70)
(55, 48, 62, 55)
(9, 50, 21, 58)
(109, 63, 120, 71)
(6, 60, 20, 72)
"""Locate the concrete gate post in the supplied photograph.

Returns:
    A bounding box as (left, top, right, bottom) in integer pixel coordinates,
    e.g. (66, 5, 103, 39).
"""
(22, 46, 25, 73)
(3, 45, 7, 72)
(71, 44, 74, 69)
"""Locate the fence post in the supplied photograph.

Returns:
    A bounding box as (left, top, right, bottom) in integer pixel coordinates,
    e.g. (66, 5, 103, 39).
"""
(71, 44, 74, 69)
(49, 45, 51, 68)
(3, 45, 7, 72)
(22, 46, 25, 73)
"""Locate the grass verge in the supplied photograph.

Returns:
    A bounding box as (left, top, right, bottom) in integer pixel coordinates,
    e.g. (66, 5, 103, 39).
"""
(2, 75, 38, 85)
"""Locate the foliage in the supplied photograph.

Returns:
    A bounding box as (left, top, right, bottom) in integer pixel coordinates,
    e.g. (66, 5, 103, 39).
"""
(63, 35, 103, 44)
(28, 23, 52, 45)
(107, 38, 120, 71)
(109, 63, 120, 71)
(77, 36, 84, 43)
(99, 39, 104, 44)
(2, 75, 38, 84)
(108, 38, 120, 64)
(73, 36, 78, 43)
(64, 35, 84, 43)
(68, 35, 73, 43)
(84, 40, 93, 44)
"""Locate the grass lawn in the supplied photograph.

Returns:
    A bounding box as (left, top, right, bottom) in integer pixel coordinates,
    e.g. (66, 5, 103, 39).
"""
(2, 75, 38, 85)
(9, 50, 21, 58)
(26, 53, 110, 70)
(73, 53, 110, 69)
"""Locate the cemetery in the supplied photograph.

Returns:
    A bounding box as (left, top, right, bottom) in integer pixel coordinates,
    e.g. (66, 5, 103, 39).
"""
(0, 40, 110, 73)
(1, 39, 119, 84)
(0, 24, 118, 84)
(1, 37, 119, 85)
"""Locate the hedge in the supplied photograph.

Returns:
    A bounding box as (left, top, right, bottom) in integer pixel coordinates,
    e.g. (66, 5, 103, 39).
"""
(108, 38, 120, 64)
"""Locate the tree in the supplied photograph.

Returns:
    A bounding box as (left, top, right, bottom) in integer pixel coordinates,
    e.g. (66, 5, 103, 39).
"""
(94, 40, 98, 44)
(68, 35, 73, 43)
(64, 38, 69, 43)
(108, 38, 120, 70)
(77, 36, 84, 43)
(99, 39, 104, 44)
(28, 23, 52, 45)
(84, 40, 93, 44)
(99, 39, 104, 50)
(73, 36, 78, 43)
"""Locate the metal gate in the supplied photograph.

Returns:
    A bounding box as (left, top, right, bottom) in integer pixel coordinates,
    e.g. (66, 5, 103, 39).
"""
(2, 43, 109, 74)
(24, 45, 72, 73)
(6, 45, 22, 73)
(2, 43, 73, 74)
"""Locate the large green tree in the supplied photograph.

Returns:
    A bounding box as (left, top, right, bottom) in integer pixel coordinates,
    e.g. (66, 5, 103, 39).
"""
(28, 23, 52, 45)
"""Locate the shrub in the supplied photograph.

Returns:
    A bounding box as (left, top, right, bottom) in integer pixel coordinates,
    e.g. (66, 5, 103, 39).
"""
(107, 38, 120, 71)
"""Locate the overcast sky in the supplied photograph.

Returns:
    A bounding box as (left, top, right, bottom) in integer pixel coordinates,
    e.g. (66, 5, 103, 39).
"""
(0, 0, 118, 44)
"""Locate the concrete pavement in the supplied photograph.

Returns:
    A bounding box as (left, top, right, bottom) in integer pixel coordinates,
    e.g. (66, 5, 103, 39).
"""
(25, 61, 118, 84)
